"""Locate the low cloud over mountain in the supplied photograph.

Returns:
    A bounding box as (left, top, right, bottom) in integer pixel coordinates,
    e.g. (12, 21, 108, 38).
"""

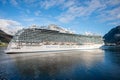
(0, 19, 23, 35)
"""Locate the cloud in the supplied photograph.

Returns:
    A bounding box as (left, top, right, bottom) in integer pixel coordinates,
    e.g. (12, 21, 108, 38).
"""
(20, 0, 120, 22)
(98, 6, 120, 22)
(23, 18, 35, 22)
(57, 0, 120, 23)
(0, 19, 23, 35)
(24, 0, 37, 4)
(26, 9, 30, 14)
(58, 0, 104, 23)
(35, 11, 41, 16)
(118, 14, 120, 19)
(0, 0, 119, 27)
(0, 0, 7, 4)
(105, 0, 120, 6)
(107, 21, 120, 26)
(62, 0, 76, 9)
(40, 0, 65, 9)
(10, 0, 18, 6)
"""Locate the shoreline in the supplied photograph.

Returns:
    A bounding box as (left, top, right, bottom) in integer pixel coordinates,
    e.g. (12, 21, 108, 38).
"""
(0, 42, 8, 47)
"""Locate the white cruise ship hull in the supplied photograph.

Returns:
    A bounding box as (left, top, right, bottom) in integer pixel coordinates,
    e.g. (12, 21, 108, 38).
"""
(5, 44, 103, 53)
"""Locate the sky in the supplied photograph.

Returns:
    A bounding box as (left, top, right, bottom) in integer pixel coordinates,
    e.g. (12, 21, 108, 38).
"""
(0, 0, 120, 35)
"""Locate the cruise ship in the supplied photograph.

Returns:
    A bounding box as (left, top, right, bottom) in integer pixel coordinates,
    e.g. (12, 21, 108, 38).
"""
(6, 24, 103, 53)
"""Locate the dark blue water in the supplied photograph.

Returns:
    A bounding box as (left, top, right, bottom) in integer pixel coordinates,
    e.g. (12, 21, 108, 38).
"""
(0, 47, 120, 80)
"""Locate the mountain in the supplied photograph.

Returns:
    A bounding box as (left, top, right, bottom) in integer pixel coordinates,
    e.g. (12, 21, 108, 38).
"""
(103, 25, 120, 45)
(0, 29, 13, 43)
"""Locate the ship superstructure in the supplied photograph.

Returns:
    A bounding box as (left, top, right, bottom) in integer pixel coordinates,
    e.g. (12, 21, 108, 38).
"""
(6, 25, 103, 53)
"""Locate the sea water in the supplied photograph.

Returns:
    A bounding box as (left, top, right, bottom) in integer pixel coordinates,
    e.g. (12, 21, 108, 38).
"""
(0, 47, 120, 80)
